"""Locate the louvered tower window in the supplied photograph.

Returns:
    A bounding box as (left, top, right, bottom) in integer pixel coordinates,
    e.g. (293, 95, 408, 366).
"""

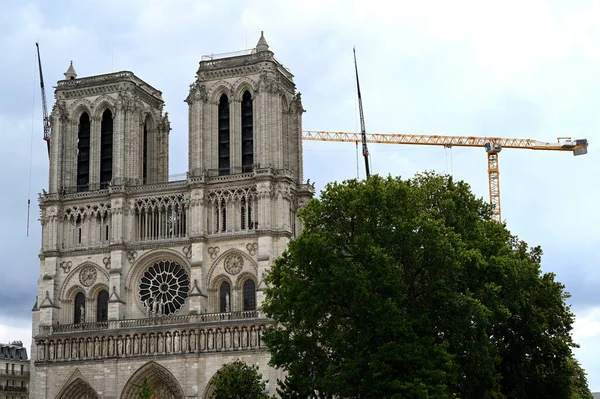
(77, 113, 90, 192)
(100, 109, 113, 189)
(241, 91, 253, 172)
(142, 122, 148, 184)
(218, 94, 230, 175)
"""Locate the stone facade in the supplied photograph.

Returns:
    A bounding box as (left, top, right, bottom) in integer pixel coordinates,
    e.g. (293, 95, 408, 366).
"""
(0, 341, 29, 399)
(31, 32, 313, 399)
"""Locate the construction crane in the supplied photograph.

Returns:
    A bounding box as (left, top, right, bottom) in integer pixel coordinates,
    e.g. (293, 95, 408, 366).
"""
(353, 47, 370, 178)
(36, 42, 51, 156)
(301, 131, 589, 222)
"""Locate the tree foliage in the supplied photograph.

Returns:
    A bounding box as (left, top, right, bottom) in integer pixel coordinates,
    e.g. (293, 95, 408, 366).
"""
(136, 376, 153, 399)
(263, 173, 591, 399)
(210, 359, 272, 399)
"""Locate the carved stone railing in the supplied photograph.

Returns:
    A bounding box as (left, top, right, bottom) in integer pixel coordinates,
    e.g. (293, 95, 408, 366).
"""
(35, 320, 271, 364)
(38, 311, 260, 335)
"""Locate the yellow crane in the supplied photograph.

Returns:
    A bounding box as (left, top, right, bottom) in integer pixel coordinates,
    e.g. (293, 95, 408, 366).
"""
(302, 131, 589, 222)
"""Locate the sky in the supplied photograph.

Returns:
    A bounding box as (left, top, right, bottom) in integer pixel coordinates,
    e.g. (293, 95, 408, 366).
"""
(0, 0, 599, 390)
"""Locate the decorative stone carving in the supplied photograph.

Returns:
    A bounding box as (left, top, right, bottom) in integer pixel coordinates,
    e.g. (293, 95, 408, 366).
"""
(79, 266, 97, 287)
(103, 257, 111, 269)
(246, 242, 258, 256)
(60, 261, 72, 273)
(224, 254, 244, 275)
(182, 245, 192, 259)
(208, 246, 220, 260)
(127, 251, 137, 264)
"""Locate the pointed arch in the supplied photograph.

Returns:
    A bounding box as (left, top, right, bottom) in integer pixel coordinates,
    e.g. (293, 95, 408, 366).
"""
(207, 81, 233, 103)
(56, 369, 100, 399)
(232, 77, 257, 101)
(59, 262, 109, 302)
(206, 248, 258, 285)
(91, 96, 116, 119)
(120, 361, 185, 399)
(68, 99, 94, 122)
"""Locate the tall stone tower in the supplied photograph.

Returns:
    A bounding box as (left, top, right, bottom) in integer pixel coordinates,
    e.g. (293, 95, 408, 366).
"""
(31, 32, 313, 399)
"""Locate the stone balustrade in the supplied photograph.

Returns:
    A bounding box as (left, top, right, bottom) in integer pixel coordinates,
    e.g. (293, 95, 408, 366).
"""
(38, 311, 260, 335)
(35, 319, 270, 364)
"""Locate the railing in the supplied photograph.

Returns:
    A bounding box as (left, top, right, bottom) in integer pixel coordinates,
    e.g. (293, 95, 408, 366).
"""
(38, 311, 261, 335)
(201, 48, 256, 61)
(0, 370, 29, 376)
(0, 386, 28, 392)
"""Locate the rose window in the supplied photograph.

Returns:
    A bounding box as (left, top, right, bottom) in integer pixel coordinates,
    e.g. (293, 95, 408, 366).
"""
(139, 260, 190, 316)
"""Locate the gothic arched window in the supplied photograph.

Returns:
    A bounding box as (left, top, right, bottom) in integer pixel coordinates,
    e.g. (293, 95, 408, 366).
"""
(143, 121, 148, 184)
(221, 199, 227, 232)
(100, 109, 113, 189)
(97, 290, 109, 322)
(218, 94, 230, 175)
(219, 281, 231, 313)
(77, 113, 90, 192)
(243, 279, 256, 311)
(241, 91, 253, 173)
(74, 292, 85, 324)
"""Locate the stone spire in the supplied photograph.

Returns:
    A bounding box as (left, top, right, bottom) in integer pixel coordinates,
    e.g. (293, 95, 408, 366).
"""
(64, 61, 77, 80)
(256, 31, 269, 52)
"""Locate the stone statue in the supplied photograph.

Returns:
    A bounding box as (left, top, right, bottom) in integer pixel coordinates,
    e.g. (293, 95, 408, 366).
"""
(80, 305, 85, 323)
(144, 299, 151, 317)
(94, 338, 100, 358)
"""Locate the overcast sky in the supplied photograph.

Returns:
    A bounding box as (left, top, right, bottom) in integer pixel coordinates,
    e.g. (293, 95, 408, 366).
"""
(1, 0, 599, 390)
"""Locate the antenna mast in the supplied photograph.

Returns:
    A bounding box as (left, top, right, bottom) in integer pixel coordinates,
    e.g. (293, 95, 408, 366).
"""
(36, 42, 51, 157)
(353, 47, 370, 178)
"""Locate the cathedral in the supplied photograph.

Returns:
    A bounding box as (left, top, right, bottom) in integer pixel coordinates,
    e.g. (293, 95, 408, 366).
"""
(31, 32, 314, 398)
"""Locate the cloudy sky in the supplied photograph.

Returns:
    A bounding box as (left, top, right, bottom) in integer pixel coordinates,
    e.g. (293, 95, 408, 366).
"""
(1, 0, 599, 389)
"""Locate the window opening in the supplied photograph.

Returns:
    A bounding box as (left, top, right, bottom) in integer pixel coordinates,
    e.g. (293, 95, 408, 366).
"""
(243, 279, 256, 311)
(76, 113, 90, 192)
(97, 290, 109, 322)
(218, 94, 230, 175)
(219, 281, 231, 313)
(241, 91, 253, 172)
(100, 109, 113, 189)
(74, 292, 85, 324)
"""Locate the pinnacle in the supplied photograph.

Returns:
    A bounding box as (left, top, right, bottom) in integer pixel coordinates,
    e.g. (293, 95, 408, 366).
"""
(256, 31, 269, 52)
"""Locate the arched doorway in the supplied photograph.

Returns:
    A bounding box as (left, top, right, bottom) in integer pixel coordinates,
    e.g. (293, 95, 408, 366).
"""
(56, 377, 100, 399)
(120, 361, 185, 399)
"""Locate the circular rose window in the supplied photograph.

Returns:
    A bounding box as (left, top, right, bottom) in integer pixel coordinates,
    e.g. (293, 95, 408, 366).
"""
(139, 260, 190, 316)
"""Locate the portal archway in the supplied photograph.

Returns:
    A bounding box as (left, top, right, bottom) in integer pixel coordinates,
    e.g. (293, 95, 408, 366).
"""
(56, 377, 100, 399)
(120, 361, 185, 399)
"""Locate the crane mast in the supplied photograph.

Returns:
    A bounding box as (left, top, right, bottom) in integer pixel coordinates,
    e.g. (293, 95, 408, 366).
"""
(353, 47, 370, 178)
(36, 42, 51, 156)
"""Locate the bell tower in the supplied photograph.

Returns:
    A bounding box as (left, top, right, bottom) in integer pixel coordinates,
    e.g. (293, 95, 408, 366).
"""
(48, 67, 169, 194)
(187, 31, 304, 182)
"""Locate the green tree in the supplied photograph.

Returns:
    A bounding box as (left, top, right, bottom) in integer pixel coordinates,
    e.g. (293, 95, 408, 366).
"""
(136, 376, 153, 399)
(210, 359, 272, 399)
(263, 173, 590, 399)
